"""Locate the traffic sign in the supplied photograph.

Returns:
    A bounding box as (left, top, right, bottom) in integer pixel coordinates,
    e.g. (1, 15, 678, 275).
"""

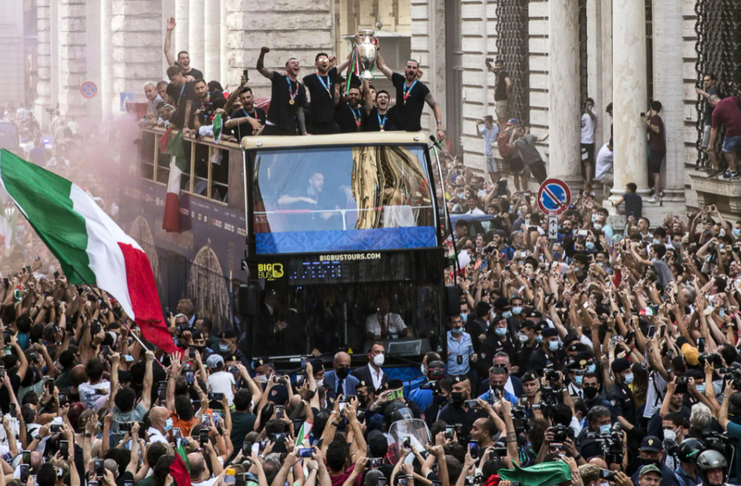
(80, 81, 97, 99)
(548, 215, 558, 240)
(120, 92, 134, 112)
(537, 178, 571, 216)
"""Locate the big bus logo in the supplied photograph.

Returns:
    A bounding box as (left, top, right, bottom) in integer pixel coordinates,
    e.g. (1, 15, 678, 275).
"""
(258, 264, 284, 280)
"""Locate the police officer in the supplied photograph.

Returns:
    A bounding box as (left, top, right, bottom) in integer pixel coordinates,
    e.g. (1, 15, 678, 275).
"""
(607, 357, 638, 428)
(527, 327, 565, 372)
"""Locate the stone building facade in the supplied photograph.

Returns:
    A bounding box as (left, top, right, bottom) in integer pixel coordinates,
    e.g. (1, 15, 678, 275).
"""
(13, 0, 740, 219)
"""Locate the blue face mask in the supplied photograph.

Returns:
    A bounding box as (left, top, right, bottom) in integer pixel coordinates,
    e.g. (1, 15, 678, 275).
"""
(503, 311, 512, 318)
(552, 251, 561, 260)
(451, 327, 462, 335)
(574, 375, 584, 386)
(734, 228, 741, 238)
(599, 424, 611, 434)
(586, 241, 595, 251)
(548, 341, 559, 351)
(512, 306, 523, 316)
(461, 313, 468, 322)
(536, 335, 543, 343)
(219, 344, 229, 353)
(624, 373, 634, 385)
(163, 418, 173, 432)
(495, 327, 507, 337)
(653, 239, 661, 245)
(696, 384, 706, 394)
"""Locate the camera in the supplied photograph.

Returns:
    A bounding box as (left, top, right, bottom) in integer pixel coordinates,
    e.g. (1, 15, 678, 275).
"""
(119, 422, 133, 432)
(584, 430, 624, 465)
(299, 447, 313, 458)
(551, 424, 570, 443)
(699, 352, 724, 367)
(444, 426, 455, 441)
(721, 362, 741, 389)
(675, 376, 689, 394)
(702, 430, 735, 457)
(511, 405, 530, 434)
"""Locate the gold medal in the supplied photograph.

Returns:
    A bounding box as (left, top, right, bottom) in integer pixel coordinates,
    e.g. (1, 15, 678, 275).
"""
(289, 99, 295, 105)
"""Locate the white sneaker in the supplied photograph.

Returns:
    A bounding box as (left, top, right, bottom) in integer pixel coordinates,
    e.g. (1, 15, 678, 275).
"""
(647, 195, 659, 202)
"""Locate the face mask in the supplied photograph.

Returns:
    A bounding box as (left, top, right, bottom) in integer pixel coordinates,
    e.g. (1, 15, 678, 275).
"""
(461, 313, 468, 322)
(525, 219, 531, 226)
(574, 375, 583, 386)
(503, 311, 512, 318)
(586, 241, 595, 251)
(536, 335, 543, 343)
(495, 327, 507, 337)
(451, 391, 465, 405)
(552, 251, 561, 260)
(548, 341, 559, 351)
(451, 327, 462, 335)
(653, 239, 661, 245)
(594, 223, 603, 230)
(336, 367, 350, 380)
(584, 386, 599, 399)
(599, 424, 611, 434)
(624, 373, 634, 385)
(591, 214, 597, 222)
(219, 344, 229, 353)
(512, 306, 523, 315)
(357, 395, 368, 407)
(373, 353, 385, 367)
(163, 418, 173, 432)
(696, 384, 705, 394)
(316, 378, 324, 387)
(256, 374, 268, 384)
(587, 364, 596, 373)
(641, 458, 659, 466)
(518, 333, 529, 343)
(663, 429, 676, 441)
(734, 228, 741, 238)
(517, 210, 522, 217)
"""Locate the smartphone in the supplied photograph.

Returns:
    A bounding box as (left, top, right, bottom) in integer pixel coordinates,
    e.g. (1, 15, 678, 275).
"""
(2, 278, 8, 288)
(445, 426, 455, 441)
(387, 388, 403, 400)
(368, 457, 383, 469)
(200, 429, 209, 446)
(172, 427, 182, 440)
(464, 399, 478, 409)
(275, 405, 284, 419)
(578, 230, 589, 237)
(647, 326, 656, 338)
(21, 450, 31, 464)
(95, 459, 105, 478)
(699, 337, 706, 352)
(469, 441, 480, 459)
(124, 481, 134, 486)
(20, 465, 29, 484)
(189, 347, 196, 359)
(201, 413, 212, 427)
(185, 370, 195, 385)
(299, 447, 313, 458)
(158, 383, 167, 401)
(600, 469, 617, 481)
(242, 69, 249, 80)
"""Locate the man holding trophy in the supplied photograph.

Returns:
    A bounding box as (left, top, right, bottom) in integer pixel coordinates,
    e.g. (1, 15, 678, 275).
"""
(350, 31, 446, 140)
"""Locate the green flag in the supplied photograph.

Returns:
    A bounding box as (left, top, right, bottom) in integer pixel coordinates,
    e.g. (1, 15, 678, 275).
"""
(213, 113, 223, 143)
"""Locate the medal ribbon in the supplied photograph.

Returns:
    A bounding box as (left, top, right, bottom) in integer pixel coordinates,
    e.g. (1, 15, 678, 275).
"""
(350, 106, 362, 129)
(318, 74, 332, 97)
(286, 76, 299, 104)
(378, 112, 387, 131)
(403, 80, 418, 105)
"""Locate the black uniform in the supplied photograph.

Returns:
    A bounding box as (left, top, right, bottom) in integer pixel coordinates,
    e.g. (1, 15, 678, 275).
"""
(478, 335, 516, 376)
(437, 403, 484, 443)
(303, 68, 340, 134)
(607, 380, 637, 426)
(527, 346, 565, 373)
(391, 72, 430, 132)
(465, 317, 487, 353)
(364, 107, 398, 132)
(335, 99, 366, 133)
(264, 72, 306, 135)
(229, 107, 267, 139)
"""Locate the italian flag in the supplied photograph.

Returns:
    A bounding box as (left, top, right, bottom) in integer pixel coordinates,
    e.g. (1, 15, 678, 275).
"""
(0, 149, 178, 354)
(163, 131, 188, 233)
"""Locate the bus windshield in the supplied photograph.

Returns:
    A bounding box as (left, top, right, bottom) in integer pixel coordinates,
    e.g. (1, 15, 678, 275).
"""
(251, 144, 436, 254)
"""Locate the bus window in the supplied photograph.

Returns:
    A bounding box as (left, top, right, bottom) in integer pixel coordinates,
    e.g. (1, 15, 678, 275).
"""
(251, 145, 436, 254)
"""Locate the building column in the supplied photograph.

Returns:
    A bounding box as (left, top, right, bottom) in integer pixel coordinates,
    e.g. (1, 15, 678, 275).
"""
(587, 0, 606, 148)
(175, 0, 189, 60)
(601, 0, 613, 145)
(111, 0, 163, 111)
(652, 0, 686, 206)
(187, 0, 204, 73)
(58, 0, 87, 119)
(548, 0, 582, 186)
(204, 0, 220, 81)
(35, 0, 53, 125)
(611, 0, 649, 197)
(220, 0, 228, 82)
(101, 0, 113, 117)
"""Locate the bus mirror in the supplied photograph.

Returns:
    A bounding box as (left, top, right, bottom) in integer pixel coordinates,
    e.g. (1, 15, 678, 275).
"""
(444, 285, 462, 316)
(237, 283, 259, 317)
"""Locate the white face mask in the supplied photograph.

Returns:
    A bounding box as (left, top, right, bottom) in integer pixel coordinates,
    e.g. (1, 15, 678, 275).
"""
(663, 429, 676, 441)
(255, 374, 268, 384)
(373, 353, 385, 367)
(316, 378, 324, 387)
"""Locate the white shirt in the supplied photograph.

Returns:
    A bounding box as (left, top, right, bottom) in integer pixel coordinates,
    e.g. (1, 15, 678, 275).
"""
(595, 143, 614, 180)
(147, 427, 169, 444)
(505, 376, 516, 397)
(467, 207, 485, 216)
(192, 478, 219, 486)
(207, 371, 236, 405)
(366, 312, 407, 339)
(367, 363, 385, 391)
(643, 372, 668, 419)
(580, 112, 596, 144)
(78, 380, 111, 409)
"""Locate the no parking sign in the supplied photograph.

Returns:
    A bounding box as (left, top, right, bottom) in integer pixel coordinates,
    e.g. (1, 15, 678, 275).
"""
(80, 81, 97, 99)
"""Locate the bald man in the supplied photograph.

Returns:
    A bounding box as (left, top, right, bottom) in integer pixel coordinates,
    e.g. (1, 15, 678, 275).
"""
(188, 441, 223, 486)
(147, 407, 170, 444)
(324, 351, 360, 402)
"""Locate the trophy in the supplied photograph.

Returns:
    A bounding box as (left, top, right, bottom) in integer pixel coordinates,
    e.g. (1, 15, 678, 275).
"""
(356, 30, 377, 81)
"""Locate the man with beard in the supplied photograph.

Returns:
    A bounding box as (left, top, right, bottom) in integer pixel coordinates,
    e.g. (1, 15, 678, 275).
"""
(225, 87, 265, 139)
(192, 79, 226, 129)
(364, 90, 397, 132)
(335, 83, 368, 133)
(257, 47, 307, 135)
(324, 352, 359, 402)
(164, 18, 204, 81)
(303, 52, 353, 134)
(438, 375, 481, 441)
(375, 52, 445, 140)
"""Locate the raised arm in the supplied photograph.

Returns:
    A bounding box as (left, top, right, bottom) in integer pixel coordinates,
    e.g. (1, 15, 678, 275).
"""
(363, 80, 374, 116)
(374, 50, 394, 80)
(257, 47, 273, 79)
(164, 18, 176, 66)
(425, 93, 446, 141)
(141, 350, 154, 410)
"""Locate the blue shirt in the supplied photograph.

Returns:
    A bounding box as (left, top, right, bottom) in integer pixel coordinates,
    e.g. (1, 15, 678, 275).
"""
(480, 125, 498, 156)
(727, 420, 741, 482)
(447, 330, 474, 375)
(477, 389, 518, 406)
(674, 464, 699, 486)
(409, 386, 434, 411)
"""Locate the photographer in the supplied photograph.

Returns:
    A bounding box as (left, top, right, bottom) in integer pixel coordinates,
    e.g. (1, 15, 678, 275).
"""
(718, 381, 741, 481)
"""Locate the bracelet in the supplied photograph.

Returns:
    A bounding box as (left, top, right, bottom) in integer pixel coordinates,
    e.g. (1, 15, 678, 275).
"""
(331, 421, 340, 427)
(573, 453, 582, 460)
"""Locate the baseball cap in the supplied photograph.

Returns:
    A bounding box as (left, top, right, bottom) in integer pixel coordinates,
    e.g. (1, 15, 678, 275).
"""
(639, 464, 663, 477)
(611, 357, 631, 373)
(206, 354, 224, 369)
(640, 436, 663, 452)
(506, 118, 517, 125)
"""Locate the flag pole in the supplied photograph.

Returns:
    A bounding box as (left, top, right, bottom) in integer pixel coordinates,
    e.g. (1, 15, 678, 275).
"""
(68, 265, 172, 367)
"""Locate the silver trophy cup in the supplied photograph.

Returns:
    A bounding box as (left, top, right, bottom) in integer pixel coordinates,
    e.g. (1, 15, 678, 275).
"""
(357, 30, 377, 81)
